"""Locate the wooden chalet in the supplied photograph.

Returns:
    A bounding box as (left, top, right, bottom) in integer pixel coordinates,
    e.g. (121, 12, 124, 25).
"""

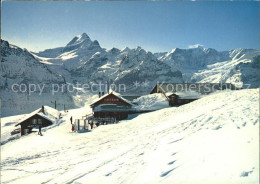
(15, 106, 58, 136)
(167, 93, 198, 106)
(150, 83, 237, 106)
(90, 92, 133, 120)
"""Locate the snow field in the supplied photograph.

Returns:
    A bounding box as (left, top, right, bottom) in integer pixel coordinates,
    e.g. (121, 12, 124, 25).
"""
(1, 89, 259, 184)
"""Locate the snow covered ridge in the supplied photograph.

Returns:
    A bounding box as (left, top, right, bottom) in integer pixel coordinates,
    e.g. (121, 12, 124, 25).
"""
(1, 89, 259, 183)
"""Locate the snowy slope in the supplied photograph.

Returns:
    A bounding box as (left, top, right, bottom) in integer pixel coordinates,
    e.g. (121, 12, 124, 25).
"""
(1, 89, 259, 184)
(133, 93, 169, 111)
(191, 50, 260, 88)
(157, 47, 260, 88)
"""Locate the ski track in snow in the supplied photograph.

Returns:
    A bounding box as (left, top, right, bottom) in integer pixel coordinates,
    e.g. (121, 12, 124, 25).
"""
(1, 89, 259, 184)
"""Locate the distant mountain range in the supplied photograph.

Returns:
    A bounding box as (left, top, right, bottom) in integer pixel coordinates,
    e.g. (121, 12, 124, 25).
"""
(1, 33, 259, 116)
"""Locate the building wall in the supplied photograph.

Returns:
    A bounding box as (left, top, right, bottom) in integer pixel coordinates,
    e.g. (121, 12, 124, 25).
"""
(94, 111, 128, 120)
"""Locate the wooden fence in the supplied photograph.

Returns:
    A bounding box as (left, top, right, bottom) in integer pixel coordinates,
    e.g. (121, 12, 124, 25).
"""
(73, 117, 117, 131)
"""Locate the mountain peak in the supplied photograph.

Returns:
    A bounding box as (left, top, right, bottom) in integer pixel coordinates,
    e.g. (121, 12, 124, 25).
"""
(188, 44, 204, 49)
(66, 33, 92, 47)
(78, 33, 90, 40)
(121, 47, 130, 52)
(135, 46, 142, 51)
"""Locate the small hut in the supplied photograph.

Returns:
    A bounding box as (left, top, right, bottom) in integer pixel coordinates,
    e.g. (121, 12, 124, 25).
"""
(168, 92, 199, 106)
(15, 106, 59, 136)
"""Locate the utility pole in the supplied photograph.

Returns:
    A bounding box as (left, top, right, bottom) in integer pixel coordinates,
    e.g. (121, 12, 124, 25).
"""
(51, 100, 57, 109)
(107, 80, 110, 94)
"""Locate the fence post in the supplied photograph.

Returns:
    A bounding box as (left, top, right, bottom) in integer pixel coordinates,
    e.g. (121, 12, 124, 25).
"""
(77, 120, 80, 131)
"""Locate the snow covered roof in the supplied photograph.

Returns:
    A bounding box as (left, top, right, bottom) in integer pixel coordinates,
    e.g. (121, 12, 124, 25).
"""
(90, 92, 133, 107)
(166, 91, 202, 99)
(175, 91, 202, 99)
(121, 96, 141, 103)
(112, 91, 134, 105)
(151, 83, 237, 95)
(133, 93, 169, 111)
(15, 106, 60, 126)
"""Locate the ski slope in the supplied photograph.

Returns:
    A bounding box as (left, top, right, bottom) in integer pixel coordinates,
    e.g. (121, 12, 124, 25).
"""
(1, 89, 259, 184)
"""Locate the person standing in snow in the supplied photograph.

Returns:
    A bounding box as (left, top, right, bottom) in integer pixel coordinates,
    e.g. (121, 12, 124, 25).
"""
(70, 116, 74, 132)
(90, 121, 94, 129)
(38, 126, 42, 136)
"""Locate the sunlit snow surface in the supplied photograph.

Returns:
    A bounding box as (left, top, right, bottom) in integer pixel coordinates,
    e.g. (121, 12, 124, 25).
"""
(1, 89, 259, 184)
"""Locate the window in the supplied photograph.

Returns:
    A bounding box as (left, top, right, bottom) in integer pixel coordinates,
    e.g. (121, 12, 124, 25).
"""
(32, 119, 37, 124)
(38, 119, 42, 124)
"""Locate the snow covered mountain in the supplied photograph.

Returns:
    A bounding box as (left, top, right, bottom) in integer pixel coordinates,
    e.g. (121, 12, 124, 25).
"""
(157, 46, 260, 88)
(1, 89, 259, 183)
(34, 33, 183, 94)
(36, 33, 259, 89)
(1, 33, 259, 116)
(1, 40, 76, 117)
(35, 33, 103, 71)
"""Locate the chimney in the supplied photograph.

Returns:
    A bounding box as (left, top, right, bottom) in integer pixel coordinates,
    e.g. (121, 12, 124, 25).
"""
(102, 92, 104, 96)
(42, 106, 45, 114)
(99, 92, 101, 98)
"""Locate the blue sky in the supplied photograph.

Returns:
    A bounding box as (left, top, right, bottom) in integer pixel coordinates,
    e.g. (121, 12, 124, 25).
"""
(1, 1, 259, 52)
